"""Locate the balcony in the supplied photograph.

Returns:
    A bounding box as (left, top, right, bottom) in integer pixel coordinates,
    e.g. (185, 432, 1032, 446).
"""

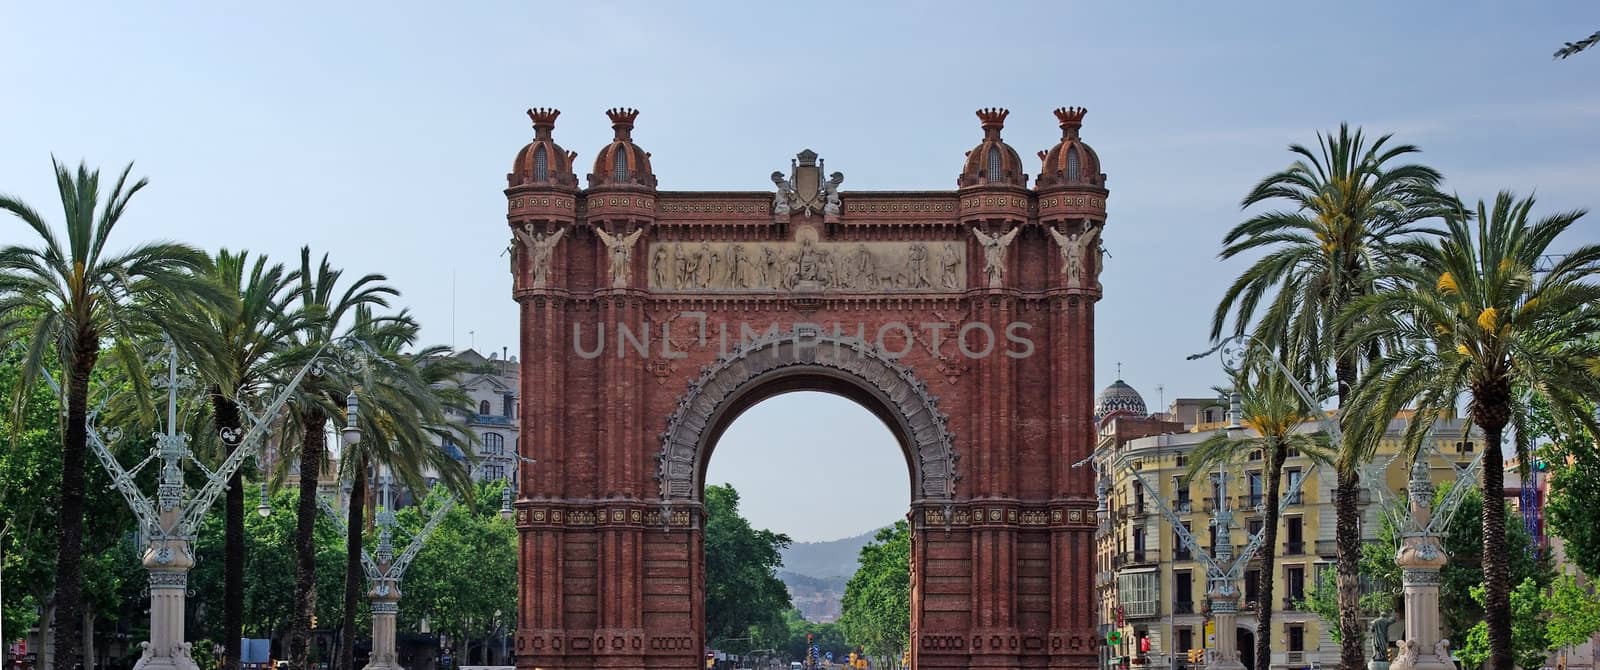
(1172, 499, 1193, 514)
(1237, 494, 1266, 511)
(1283, 541, 1305, 555)
(1173, 601, 1194, 615)
(1286, 652, 1305, 665)
(1282, 596, 1303, 611)
(1203, 497, 1223, 512)
(1117, 551, 1156, 568)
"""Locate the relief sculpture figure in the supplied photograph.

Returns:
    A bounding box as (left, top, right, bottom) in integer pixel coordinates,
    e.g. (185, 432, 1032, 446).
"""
(972, 225, 1021, 288)
(595, 225, 645, 288)
(513, 223, 567, 288)
(821, 171, 844, 218)
(652, 246, 669, 288)
(939, 242, 961, 289)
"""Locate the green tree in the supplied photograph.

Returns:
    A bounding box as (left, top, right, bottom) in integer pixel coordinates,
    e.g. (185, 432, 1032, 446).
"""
(838, 521, 910, 660)
(703, 484, 792, 654)
(332, 308, 475, 670)
(1185, 353, 1331, 670)
(397, 482, 516, 664)
(279, 247, 396, 670)
(0, 160, 221, 669)
(1546, 456, 1600, 579)
(1460, 578, 1548, 670)
(1210, 124, 1449, 669)
(1544, 573, 1600, 649)
(1343, 193, 1600, 670)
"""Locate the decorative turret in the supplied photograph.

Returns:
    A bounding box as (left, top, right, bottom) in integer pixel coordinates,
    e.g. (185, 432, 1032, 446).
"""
(1036, 106, 1105, 190)
(587, 107, 657, 189)
(508, 108, 579, 189)
(957, 108, 1027, 188)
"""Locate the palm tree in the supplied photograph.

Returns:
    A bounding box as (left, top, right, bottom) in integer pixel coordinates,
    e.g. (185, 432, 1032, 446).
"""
(1185, 353, 1330, 670)
(281, 248, 396, 670)
(1342, 193, 1600, 670)
(332, 307, 476, 670)
(1210, 125, 1449, 669)
(167, 249, 297, 670)
(1555, 30, 1599, 59)
(0, 159, 222, 670)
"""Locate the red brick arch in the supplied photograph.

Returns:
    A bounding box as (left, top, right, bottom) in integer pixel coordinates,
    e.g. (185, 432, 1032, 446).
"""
(510, 112, 1106, 669)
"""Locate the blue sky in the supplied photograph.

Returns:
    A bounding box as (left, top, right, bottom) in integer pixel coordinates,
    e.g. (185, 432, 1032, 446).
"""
(3, 2, 1597, 541)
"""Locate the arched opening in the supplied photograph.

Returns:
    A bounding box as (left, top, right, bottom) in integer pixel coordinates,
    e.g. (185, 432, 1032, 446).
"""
(987, 147, 1003, 183)
(1237, 628, 1255, 670)
(1066, 146, 1081, 182)
(613, 149, 629, 182)
(702, 389, 910, 662)
(533, 145, 549, 181)
(654, 335, 956, 668)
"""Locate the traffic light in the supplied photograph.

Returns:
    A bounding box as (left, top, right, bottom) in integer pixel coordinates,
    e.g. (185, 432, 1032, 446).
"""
(1187, 649, 1204, 664)
(849, 651, 858, 666)
(902, 650, 911, 667)
(705, 652, 715, 669)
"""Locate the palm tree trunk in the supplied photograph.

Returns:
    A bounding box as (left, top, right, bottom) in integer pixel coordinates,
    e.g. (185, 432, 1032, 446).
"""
(53, 344, 97, 670)
(1473, 386, 1514, 670)
(211, 390, 246, 670)
(1333, 352, 1364, 670)
(1255, 445, 1285, 670)
(339, 457, 367, 670)
(291, 408, 327, 670)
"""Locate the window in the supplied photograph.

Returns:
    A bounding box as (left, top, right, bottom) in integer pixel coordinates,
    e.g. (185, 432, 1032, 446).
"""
(1174, 522, 1193, 560)
(1173, 476, 1191, 511)
(1174, 569, 1193, 608)
(1247, 471, 1263, 508)
(503, 393, 515, 418)
(1245, 568, 1261, 603)
(533, 146, 548, 181)
(484, 432, 505, 456)
(479, 400, 492, 415)
(987, 147, 1003, 182)
(1288, 624, 1305, 652)
(1176, 454, 1188, 468)
(1202, 408, 1216, 423)
(1133, 480, 1145, 514)
(1286, 516, 1304, 554)
(1455, 440, 1475, 454)
(1286, 468, 1304, 505)
(1177, 627, 1194, 655)
(1066, 147, 1081, 182)
(1286, 564, 1306, 602)
(613, 150, 628, 182)
(483, 464, 506, 480)
(1248, 518, 1265, 537)
(1133, 526, 1146, 562)
(1249, 449, 1263, 461)
(1117, 571, 1160, 618)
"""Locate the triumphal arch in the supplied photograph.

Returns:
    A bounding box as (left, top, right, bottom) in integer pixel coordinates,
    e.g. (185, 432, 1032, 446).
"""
(506, 106, 1109, 670)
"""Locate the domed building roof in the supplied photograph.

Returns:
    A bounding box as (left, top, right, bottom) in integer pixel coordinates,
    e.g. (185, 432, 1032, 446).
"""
(1036, 106, 1105, 190)
(587, 107, 657, 189)
(508, 108, 579, 189)
(1095, 379, 1147, 419)
(957, 108, 1028, 189)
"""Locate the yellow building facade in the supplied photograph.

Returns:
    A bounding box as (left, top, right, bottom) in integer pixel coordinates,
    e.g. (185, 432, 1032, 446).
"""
(1090, 381, 1478, 670)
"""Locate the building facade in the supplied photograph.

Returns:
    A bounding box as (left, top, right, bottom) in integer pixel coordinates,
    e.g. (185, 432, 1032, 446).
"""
(1092, 380, 1480, 670)
(431, 348, 523, 488)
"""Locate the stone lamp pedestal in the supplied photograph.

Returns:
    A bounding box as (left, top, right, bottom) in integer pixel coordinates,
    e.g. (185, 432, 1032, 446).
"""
(1206, 592, 1246, 670)
(133, 510, 199, 670)
(363, 573, 405, 670)
(1390, 462, 1453, 670)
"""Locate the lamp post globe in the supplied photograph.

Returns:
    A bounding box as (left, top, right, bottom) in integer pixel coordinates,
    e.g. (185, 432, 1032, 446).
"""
(343, 390, 363, 446)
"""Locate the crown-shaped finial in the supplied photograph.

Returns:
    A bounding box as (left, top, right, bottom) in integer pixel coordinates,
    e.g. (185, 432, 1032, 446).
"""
(527, 108, 560, 139)
(607, 107, 640, 137)
(976, 107, 1009, 140)
(1055, 106, 1087, 137)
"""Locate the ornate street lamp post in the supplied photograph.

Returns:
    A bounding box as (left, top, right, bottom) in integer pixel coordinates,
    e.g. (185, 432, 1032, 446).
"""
(50, 339, 366, 670)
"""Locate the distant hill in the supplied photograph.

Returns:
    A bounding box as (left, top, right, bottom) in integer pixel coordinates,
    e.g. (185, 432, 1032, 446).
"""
(780, 527, 884, 578)
(779, 526, 890, 622)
